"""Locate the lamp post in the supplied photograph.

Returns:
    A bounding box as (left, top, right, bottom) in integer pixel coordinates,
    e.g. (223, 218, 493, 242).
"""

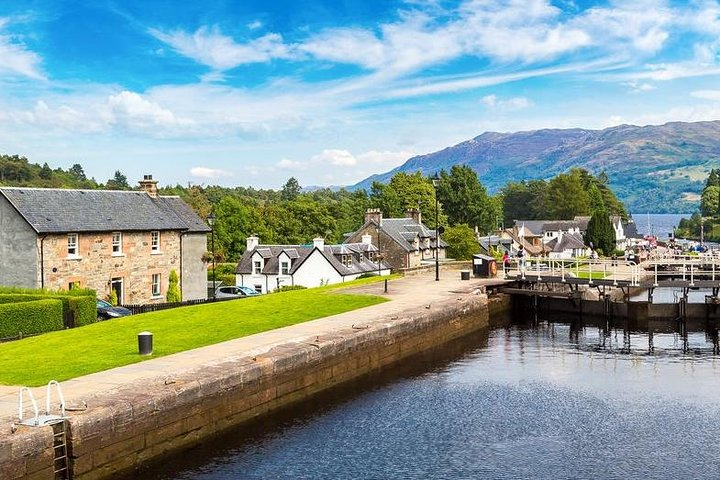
(431, 173, 440, 281)
(207, 212, 216, 300)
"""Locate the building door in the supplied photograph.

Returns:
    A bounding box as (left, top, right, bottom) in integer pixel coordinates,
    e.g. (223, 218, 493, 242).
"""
(111, 277, 123, 305)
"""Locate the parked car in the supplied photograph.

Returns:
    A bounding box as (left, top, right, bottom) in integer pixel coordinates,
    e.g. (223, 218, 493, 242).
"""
(214, 285, 260, 299)
(96, 299, 132, 320)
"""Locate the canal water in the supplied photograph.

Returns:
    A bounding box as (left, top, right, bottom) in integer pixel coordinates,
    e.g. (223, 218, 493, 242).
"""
(137, 317, 720, 480)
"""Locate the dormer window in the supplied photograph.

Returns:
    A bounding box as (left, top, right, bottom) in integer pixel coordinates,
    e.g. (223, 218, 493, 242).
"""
(280, 260, 290, 275)
(253, 260, 263, 274)
(342, 254, 353, 267)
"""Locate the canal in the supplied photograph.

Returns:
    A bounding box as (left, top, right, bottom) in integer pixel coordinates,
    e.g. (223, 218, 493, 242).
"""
(135, 314, 720, 480)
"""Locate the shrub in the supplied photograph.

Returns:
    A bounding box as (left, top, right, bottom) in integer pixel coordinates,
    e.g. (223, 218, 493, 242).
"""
(358, 272, 380, 279)
(167, 270, 181, 303)
(0, 299, 63, 338)
(109, 289, 118, 306)
(273, 285, 307, 293)
(0, 293, 96, 328)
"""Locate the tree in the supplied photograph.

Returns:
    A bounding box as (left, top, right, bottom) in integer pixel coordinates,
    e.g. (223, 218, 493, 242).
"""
(442, 224, 478, 260)
(106, 170, 130, 190)
(281, 177, 301, 201)
(545, 170, 591, 219)
(701, 185, 720, 217)
(436, 165, 497, 232)
(166, 270, 181, 303)
(69, 163, 87, 181)
(585, 210, 615, 256)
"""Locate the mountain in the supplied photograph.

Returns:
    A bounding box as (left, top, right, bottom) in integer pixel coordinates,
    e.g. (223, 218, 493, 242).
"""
(353, 121, 720, 213)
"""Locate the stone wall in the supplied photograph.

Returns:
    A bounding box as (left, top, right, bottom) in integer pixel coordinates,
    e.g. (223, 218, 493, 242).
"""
(0, 291, 490, 480)
(0, 195, 39, 288)
(42, 231, 183, 304)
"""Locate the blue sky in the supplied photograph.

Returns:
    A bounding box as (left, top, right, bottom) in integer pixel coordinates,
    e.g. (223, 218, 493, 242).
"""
(2, 0, 720, 189)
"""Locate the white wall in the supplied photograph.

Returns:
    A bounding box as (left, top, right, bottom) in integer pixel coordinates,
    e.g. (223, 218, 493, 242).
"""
(293, 250, 343, 288)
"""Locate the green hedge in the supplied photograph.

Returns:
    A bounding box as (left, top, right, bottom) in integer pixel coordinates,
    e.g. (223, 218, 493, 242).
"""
(0, 293, 96, 328)
(0, 299, 64, 338)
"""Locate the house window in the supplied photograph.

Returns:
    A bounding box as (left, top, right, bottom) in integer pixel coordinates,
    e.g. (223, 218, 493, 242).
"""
(342, 254, 353, 267)
(280, 261, 290, 275)
(151, 231, 160, 252)
(112, 232, 122, 255)
(151, 273, 161, 297)
(254, 284, 262, 293)
(253, 260, 262, 274)
(67, 233, 78, 257)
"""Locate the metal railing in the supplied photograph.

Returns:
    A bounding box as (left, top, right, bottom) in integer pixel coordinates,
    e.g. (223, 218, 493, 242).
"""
(510, 254, 720, 288)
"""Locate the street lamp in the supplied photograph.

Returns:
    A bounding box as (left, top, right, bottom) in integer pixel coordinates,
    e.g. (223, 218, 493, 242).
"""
(431, 173, 440, 281)
(207, 212, 216, 300)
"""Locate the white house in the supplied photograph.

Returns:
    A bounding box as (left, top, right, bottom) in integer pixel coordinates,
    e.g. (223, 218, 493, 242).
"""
(235, 235, 391, 293)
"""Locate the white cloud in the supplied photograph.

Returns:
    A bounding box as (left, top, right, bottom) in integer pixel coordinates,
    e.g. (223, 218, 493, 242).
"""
(0, 18, 44, 79)
(277, 158, 305, 169)
(356, 150, 413, 167)
(190, 166, 233, 178)
(312, 149, 357, 166)
(107, 90, 191, 128)
(149, 26, 294, 71)
(247, 20, 263, 30)
(691, 90, 720, 101)
(624, 81, 656, 92)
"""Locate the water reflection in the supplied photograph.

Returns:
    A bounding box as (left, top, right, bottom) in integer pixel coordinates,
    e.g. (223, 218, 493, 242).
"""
(134, 315, 720, 480)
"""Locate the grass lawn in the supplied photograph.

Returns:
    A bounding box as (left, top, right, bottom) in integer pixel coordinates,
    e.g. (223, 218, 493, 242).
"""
(0, 279, 390, 386)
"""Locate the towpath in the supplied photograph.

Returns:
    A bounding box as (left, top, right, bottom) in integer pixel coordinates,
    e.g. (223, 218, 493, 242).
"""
(0, 269, 504, 426)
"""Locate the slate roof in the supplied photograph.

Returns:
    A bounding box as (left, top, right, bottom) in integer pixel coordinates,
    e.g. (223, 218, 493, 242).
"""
(0, 187, 210, 234)
(359, 217, 449, 253)
(236, 242, 389, 277)
(546, 233, 588, 252)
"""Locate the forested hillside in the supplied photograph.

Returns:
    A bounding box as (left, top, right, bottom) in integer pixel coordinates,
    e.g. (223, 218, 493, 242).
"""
(0, 155, 628, 261)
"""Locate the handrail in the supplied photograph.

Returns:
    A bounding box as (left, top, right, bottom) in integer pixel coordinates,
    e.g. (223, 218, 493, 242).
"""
(18, 386, 39, 425)
(46, 380, 66, 417)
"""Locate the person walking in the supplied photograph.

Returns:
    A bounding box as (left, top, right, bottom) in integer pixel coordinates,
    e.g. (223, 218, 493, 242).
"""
(502, 251, 511, 277)
(517, 245, 525, 271)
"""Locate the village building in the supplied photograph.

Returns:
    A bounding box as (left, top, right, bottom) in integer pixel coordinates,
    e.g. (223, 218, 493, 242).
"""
(235, 235, 390, 293)
(344, 208, 448, 271)
(0, 175, 209, 304)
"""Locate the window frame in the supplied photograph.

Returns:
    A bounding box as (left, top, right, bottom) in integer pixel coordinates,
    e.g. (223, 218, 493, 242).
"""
(67, 233, 79, 257)
(151, 273, 161, 297)
(253, 260, 263, 275)
(112, 232, 123, 255)
(151, 231, 161, 252)
(280, 261, 290, 275)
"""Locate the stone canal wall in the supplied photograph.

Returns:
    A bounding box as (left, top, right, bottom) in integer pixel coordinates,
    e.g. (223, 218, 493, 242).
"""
(1, 287, 496, 479)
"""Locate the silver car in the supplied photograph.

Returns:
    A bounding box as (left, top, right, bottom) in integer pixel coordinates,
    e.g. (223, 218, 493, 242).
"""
(214, 285, 260, 298)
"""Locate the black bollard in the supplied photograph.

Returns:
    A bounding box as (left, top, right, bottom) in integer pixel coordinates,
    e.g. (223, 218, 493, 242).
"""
(138, 331, 153, 356)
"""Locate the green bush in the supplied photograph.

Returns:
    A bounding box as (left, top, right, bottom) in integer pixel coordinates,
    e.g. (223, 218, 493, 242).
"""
(0, 299, 63, 338)
(167, 269, 181, 303)
(213, 274, 236, 286)
(0, 293, 96, 328)
(67, 296, 97, 327)
(273, 285, 307, 293)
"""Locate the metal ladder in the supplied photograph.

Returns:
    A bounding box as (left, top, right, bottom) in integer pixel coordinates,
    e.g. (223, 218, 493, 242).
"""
(18, 380, 70, 479)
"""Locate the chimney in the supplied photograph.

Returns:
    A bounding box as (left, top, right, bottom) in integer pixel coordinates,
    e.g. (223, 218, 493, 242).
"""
(246, 236, 259, 252)
(138, 174, 158, 198)
(406, 208, 421, 224)
(364, 208, 383, 226)
(361, 234, 372, 245)
(313, 237, 325, 250)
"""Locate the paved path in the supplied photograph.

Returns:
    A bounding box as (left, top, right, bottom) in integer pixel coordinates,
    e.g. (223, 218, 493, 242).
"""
(0, 269, 504, 425)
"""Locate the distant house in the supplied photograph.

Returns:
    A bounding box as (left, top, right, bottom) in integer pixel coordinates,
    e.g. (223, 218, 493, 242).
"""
(235, 235, 390, 293)
(344, 208, 448, 271)
(0, 175, 209, 304)
(501, 224, 547, 257)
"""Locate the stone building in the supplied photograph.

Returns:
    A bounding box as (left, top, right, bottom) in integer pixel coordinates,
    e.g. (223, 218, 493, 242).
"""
(0, 175, 210, 304)
(344, 208, 447, 271)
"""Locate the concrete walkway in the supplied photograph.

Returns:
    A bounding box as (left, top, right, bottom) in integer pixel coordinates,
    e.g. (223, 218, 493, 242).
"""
(0, 269, 504, 425)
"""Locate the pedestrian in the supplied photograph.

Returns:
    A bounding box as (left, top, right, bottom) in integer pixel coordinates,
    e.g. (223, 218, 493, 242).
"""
(517, 245, 525, 271)
(502, 251, 510, 277)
